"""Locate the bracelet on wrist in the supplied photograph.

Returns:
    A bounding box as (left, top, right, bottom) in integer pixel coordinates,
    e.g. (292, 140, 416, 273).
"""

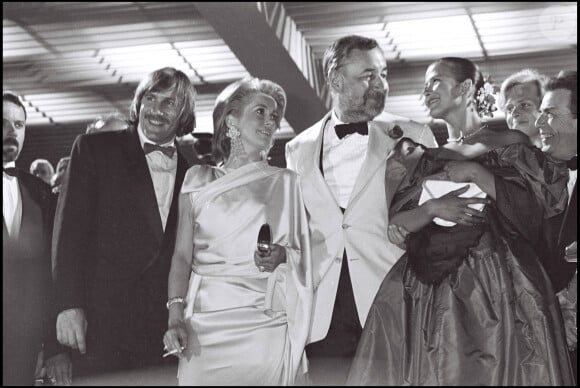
(166, 296, 186, 310)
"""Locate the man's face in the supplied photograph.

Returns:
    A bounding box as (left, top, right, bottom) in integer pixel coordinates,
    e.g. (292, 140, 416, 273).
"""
(31, 163, 53, 184)
(138, 86, 180, 144)
(3, 101, 26, 164)
(335, 47, 388, 121)
(536, 89, 577, 160)
(504, 82, 542, 139)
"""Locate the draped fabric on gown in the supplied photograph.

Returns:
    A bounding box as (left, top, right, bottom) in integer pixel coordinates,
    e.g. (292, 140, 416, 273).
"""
(177, 162, 313, 386)
(347, 142, 575, 386)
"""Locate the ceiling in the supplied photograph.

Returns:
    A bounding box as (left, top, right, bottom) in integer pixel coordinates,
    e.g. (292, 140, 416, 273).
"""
(3, 2, 578, 139)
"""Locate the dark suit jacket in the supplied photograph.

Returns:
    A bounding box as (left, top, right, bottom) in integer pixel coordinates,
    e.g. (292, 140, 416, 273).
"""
(546, 181, 577, 292)
(558, 182, 577, 255)
(558, 181, 577, 381)
(52, 126, 188, 367)
(3, 170, 62, 385)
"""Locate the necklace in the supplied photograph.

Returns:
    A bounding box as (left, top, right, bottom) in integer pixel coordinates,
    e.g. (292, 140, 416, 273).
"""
(446, 133, 464, 143)
(446, 124, 488, 144)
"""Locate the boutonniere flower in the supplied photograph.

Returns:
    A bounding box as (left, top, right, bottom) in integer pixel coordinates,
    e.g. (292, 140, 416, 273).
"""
(388, 124, 404, 139)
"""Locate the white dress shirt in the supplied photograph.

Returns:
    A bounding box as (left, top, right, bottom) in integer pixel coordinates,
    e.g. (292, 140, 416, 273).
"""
(3, 161, 22, 238)
(137, 127, 177, 231)
(322, 110, 369, 208)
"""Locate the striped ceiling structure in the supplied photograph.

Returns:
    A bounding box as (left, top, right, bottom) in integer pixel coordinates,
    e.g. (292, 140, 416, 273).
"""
(3, 2, 577, 143)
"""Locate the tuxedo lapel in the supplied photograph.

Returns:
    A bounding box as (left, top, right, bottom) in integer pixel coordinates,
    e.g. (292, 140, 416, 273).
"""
(164, 153, 187, 238)
(347, 122, 395, 210)
(141, 152, 187, 272)
(558, 182, 577, 248)
(3, 216, 9, 241)
(122, 128, 164, 245)
(299, 114, 342, 213)
(17, 179, 44, 255)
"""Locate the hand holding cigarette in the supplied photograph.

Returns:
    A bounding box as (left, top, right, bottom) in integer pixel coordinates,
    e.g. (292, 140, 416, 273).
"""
(163, 346, 185, 358)
(163, 320, 188, 359)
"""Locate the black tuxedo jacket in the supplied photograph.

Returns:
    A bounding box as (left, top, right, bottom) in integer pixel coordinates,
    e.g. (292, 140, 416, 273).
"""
(3, 169, 62, 385)
(558, 181, 577, 380)
(52, 126, 188, 358)
(558, 182, 577, 255)
(545, 181, 577, 292)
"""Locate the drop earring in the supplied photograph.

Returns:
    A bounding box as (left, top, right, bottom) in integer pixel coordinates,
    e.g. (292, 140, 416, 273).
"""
(225, 123, 247, 167)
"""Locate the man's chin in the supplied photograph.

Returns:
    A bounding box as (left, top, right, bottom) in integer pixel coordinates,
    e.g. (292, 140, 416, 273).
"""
(540, 143, 552, 154)
(366, 102, 386, 118)
(143, 127, 172, 142)
(427, 108, 444, 120)
(3, 149, 18, 163)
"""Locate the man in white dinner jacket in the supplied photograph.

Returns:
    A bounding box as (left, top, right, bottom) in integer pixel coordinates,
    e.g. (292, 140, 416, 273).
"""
(286, 35, 437, 385)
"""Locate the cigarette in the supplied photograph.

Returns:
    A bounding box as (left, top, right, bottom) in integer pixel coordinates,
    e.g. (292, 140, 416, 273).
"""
(163, 347, 184, 358)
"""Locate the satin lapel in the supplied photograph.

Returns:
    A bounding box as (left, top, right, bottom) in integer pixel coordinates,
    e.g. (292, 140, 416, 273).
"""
(18, 179, 43, 245)
(299, 114, 341, 213)
(164, 154, 187, 238)
(347, 122, 394, 209)
(141, 153, 187, 273)
(122, 127, 164, 244)
(2, 217, 8, 241)
(558, 182, 577, 247)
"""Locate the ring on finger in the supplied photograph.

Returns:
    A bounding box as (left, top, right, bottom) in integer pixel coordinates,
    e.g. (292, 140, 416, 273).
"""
(258, 266, 265, 272)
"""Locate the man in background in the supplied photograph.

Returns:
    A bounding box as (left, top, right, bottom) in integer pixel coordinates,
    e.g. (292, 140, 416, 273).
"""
(29, 158, 55, 185)
(498, 68, 546, 147)
(536, 70, 577, 381)
(51, 156, 71, 194)
(3, 91, 71, 385)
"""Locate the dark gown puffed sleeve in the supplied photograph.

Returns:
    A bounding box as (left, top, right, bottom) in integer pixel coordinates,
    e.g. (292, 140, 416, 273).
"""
(388, 141, 574, 288)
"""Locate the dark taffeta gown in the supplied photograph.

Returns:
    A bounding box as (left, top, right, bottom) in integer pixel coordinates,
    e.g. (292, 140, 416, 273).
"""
(347, 142, 575, 386)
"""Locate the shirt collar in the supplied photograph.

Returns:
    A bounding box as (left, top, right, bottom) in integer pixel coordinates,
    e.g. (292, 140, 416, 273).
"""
(331, 109, 346, 125)
(3, 161, 17, 181)
(329, 110, 371, 142)
(137, 124, 176, 149)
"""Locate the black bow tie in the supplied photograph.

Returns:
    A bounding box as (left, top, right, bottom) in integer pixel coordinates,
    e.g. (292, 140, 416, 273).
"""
(143, 143, 176, 158)
(334, 122, 368, 139)
(3, 167, 17, 177)
(567, 156, 577, 171)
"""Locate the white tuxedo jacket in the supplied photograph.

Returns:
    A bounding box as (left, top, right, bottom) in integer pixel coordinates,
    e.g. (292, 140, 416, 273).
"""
(285, 111, 437, 343)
